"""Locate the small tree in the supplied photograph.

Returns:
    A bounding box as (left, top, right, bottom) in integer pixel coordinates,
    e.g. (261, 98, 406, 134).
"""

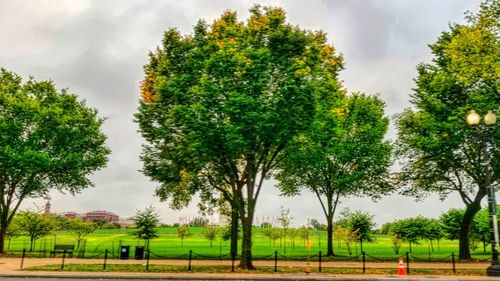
(338, 209, 375, 252)
(16, 211, 53, 251)
(202, 226, 218, 248)
(440, 209, 464, 241)
(390, 217, 426, 253)
(299, 226, 312, 248)
(335, 226, 358, 255)
(278, 207, 292, 254)
(67, 218, 97, 251)
(131, 206, 160, 250)
(5, 219, 21, 250)
(288, 228, 298, 249)
(177, 224, 191, 247)
(390, 234, 403, 254)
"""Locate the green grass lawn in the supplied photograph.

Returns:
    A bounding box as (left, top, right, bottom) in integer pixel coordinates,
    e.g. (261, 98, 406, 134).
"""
(6, 227, 492, 261)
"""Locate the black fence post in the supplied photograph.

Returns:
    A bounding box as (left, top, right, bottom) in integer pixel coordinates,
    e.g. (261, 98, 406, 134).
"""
(318, 251, 322, 273)
(20, 249, 26, 269)
(274, 250, 278, 272)
(452, 252, 456, 275)
(362, 251, 366, 274)
(231, 250, 235, 272)
(188, 250, 192, 271)
(146, 249, 150, 271)
(103, 249, 108, 270)
(405, 251, 410, 275)
(61, 249, 67, 270)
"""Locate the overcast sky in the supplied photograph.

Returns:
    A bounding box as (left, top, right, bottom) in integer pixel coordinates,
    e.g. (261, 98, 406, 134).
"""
(0, 0, 486, 227)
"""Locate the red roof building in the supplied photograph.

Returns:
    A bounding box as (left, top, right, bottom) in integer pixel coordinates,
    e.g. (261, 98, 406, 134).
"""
(83, 210, 119, 222)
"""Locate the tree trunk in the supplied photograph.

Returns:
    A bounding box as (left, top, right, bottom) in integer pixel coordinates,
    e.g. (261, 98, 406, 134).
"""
(230, 205, 238, 257)
(30, 237, 34, 252)
(360, 239, 363, 253)
(239, 216, 254, 269)
(326, 214, 335, 256)
(459, 201, 481, 260)
(409, 242, 412, 253)
(0, 223, 7, 253)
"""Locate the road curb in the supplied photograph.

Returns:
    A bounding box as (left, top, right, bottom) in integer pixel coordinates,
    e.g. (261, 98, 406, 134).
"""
(0, 272, 498, 281)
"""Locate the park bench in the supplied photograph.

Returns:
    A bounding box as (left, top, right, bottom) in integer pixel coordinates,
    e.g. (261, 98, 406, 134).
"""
(50, 244, 74, 258)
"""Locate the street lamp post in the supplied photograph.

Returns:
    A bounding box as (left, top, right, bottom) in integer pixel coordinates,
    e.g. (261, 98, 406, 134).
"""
(466, 110, 499, 276)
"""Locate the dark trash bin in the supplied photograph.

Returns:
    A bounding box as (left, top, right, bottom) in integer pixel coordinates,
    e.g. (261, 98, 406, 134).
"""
(135, 246, 144, 260)
(119, 245, 130, 260)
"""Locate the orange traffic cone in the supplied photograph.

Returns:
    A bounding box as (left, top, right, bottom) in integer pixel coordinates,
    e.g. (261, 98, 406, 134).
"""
(305, 262, 311, 274)
(398, 256, 406, 276)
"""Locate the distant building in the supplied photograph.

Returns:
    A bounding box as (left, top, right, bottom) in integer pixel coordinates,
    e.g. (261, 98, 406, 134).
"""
(44, 201, 51, 215)
(83, 210, 119, 222)
(117, 219, 134, 229)
(64, 212, 81, 219)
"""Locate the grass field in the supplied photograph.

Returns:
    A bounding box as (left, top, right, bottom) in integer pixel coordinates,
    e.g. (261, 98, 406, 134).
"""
(6, 227, 492, 261)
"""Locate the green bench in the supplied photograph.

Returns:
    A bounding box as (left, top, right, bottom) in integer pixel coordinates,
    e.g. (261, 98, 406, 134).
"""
(50, 244, 74, 258)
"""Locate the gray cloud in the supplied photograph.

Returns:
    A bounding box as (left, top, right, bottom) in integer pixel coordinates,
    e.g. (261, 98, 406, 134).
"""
(0, 0, 484, 225)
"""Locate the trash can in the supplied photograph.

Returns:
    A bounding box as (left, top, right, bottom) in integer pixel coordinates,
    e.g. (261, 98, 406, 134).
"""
(119, 245, 130, 260)
(135, 246, 144, 260)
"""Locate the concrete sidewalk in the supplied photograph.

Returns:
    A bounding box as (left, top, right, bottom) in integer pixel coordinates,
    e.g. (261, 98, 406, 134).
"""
(0, 257, 494, 280)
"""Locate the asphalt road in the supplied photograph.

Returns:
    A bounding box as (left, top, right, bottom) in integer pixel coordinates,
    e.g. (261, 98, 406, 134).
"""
(0, 277, 473, 281)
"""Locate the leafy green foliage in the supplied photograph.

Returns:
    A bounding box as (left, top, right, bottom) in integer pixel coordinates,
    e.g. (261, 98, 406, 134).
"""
(338, 209, 376, 252)
(135, 5, 344, 268)
(0, 68, 110, 252)
(67, 218, 96, 250)
(190, 217, 209, 227)
(131, 206, 160, 249)
(14, 211, 54, 251)
(176, 224, 191, 247)
(394, 0, 499, 260)
(202, 226, 219, 248)
(277, 93, 391, 255)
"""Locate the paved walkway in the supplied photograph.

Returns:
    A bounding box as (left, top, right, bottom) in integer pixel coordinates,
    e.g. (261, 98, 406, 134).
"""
(0, 257, 494, 280)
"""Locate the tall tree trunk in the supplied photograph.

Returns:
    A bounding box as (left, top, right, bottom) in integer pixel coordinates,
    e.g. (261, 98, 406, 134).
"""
(239, 216, 254, 269)
(360, 239, 363, 253)
(0, 223, 7, 253)
(30, 237, 34, 252)
(326, 213, 335, 256)
(230, 205, 238, 257)
(459, 201, 481, 260)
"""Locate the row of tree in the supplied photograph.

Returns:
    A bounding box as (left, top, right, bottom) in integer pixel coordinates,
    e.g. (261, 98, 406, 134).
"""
(0, 0, 497, 270)
(7, 211, 97, 252)
(134, 1, 499, 267)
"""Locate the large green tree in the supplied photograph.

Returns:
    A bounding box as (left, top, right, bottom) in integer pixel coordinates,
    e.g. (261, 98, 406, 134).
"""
(395, 0, 499, 260)
(276, 93, 392, 256)
(0, 69, 110, 253)
(135, 6, 343, 269)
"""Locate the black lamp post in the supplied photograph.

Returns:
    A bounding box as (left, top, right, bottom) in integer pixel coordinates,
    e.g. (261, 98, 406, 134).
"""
(466, 110, 499, 276)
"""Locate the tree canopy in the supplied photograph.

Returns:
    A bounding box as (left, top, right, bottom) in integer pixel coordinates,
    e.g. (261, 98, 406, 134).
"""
(395, 0, 499, 260)
(135, 5, 343, 268)
(0, 68, 110, 253)
(131, 206, 160, 249)
(277, 93, 392, 255)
